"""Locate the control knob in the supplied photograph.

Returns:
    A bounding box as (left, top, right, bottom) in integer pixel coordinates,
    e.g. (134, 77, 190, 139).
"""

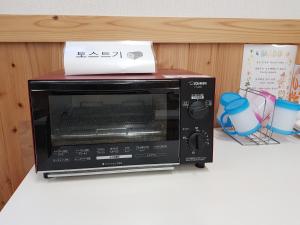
(189, 132, 209, 152)
(188, 100, 209, 120)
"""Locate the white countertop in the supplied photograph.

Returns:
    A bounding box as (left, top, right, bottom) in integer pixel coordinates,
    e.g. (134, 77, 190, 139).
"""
(1, 129, 300, 225)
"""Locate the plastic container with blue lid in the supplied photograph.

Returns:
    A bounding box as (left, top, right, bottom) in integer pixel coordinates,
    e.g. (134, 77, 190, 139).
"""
(220, 92, 241, 106)
(224, 98, 249, 115)
(267, 99, 300, 135)
(220, 97, 261, 136)
(275, 99, 300, 111)
(217, 92, 241, 126)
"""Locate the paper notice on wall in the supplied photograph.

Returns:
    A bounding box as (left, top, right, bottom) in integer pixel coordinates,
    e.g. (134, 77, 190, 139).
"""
(64, 41, 156, 75)
(240, 44, 298, 99)
(289, 65, 300, 103)
(289, 65, 300, 123)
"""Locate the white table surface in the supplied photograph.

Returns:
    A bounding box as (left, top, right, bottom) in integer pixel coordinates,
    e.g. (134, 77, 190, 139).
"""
(1, 129, 300, 225)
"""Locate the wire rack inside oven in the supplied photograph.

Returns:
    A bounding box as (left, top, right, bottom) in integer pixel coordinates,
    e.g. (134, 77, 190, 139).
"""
(50, 103, 167, 146)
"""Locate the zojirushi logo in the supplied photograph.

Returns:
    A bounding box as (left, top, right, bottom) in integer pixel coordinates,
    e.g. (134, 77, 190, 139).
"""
(188, 81, 207, 86)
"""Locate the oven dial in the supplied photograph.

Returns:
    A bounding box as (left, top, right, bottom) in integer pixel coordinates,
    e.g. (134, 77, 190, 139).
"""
(188, 100, 209, 120)
(189, 132, 209, 152)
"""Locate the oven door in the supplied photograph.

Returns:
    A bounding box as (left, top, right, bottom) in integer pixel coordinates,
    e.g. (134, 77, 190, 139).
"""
(29, 80, 180, 172)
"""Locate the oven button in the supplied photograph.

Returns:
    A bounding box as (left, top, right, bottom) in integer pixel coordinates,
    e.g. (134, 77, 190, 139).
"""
(188, 132, 209, 152)
(188, 100, 209, 120)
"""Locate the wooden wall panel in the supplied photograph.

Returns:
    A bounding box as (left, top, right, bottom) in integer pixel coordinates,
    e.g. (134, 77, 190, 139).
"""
(0, 43, 64, 210)
(213, 44, 244, 109)
(0, 42, 298, 210)
(1, 15, 300, 43)
(187, 44, 218, 75)
(0, 115, 13, 209)
(155, 44, 189, 69)
(0, 44, 26, 191)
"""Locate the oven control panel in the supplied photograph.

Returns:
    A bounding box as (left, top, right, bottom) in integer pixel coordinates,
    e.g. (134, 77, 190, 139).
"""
(180, 78, 215, 165)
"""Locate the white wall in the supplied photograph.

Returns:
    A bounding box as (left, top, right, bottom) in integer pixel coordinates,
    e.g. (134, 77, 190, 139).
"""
(0, 0, 299, 19)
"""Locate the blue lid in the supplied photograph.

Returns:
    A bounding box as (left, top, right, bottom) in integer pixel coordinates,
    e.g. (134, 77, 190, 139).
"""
(220, 92, 241, 106)
(275, 99, 300, 111)
(225, 97, 249, 115)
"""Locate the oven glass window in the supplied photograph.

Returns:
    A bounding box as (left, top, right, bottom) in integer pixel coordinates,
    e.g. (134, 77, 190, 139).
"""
(48, 94, 178, 146)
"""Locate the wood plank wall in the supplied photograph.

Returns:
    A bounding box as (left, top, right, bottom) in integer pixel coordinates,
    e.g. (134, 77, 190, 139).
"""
(0, 15, 300, 210)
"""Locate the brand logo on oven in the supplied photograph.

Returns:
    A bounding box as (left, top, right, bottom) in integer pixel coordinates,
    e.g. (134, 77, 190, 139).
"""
(188, 81, 207, 86)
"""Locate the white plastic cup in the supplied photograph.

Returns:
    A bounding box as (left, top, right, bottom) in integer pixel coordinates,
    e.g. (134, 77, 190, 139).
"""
(267, 99, 300, 135)
(217, 92, 241, 127)
(220, 98, 261, 136)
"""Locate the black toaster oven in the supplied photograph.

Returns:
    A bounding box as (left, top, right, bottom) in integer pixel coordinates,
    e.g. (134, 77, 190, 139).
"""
(28, 70, 215, 178)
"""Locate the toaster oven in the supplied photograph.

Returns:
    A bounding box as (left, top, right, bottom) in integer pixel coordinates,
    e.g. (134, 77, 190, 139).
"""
(28, 70, 215, 178)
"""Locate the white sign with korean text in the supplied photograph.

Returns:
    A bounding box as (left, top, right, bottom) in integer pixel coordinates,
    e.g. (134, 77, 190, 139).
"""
(240, 44, 298, 99)
(64, 41, 156, 75)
